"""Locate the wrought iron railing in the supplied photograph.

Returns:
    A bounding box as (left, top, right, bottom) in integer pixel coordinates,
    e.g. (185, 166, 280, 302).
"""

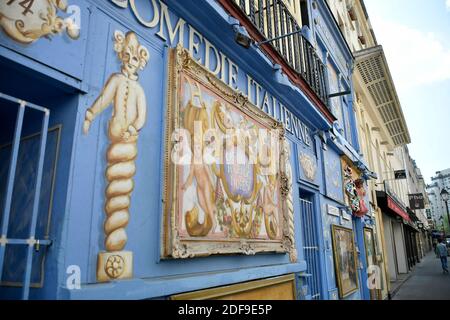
(300, 198, 321, 300)
(232, 0, 329, 106)
(0, 92, 52, 300)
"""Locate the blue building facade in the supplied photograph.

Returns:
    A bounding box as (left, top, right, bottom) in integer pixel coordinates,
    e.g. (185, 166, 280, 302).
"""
(0, 0, 373, 300)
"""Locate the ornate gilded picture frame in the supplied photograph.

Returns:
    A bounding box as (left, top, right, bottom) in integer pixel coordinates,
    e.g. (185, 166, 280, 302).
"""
(161, 46, 297, 261)
(331, 225, 359, 298)
(170, 274, 296, 300)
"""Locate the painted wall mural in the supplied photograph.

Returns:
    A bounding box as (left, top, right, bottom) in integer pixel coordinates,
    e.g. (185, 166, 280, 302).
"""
(0, 0, 79, 44)
(162, 46, 296, 261)
(82, 30, 149, 282)
(324, 148, 344, 202)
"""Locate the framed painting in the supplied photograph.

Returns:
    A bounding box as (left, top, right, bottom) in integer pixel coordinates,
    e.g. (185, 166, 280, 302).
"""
(331, 225, 359, 298)
(161, 46, 297, 261)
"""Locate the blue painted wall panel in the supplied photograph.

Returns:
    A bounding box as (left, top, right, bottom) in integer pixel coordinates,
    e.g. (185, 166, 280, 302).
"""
(58, 1, 310, 298)
(0, 1, 91, 83)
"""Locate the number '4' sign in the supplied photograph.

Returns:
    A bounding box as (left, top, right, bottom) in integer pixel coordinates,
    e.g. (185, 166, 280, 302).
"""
(6, 0, 35, 16)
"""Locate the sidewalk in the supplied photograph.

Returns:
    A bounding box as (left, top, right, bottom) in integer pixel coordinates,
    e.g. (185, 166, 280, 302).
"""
(389, 273, 412, 298)
(392, 252, 450, 300)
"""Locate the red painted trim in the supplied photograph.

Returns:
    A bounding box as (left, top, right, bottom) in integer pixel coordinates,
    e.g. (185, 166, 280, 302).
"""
(387, 197, 411, 222)
(218, 0, 336, 124)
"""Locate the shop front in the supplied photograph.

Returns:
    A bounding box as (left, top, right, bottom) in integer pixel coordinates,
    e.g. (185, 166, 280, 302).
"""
(0, 0, 357, 300)
(376, 191, 410, 283)
(403, 209, 421, 269)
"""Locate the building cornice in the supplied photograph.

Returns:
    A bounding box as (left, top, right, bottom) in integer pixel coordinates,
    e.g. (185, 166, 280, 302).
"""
(353, 45, 411, 146)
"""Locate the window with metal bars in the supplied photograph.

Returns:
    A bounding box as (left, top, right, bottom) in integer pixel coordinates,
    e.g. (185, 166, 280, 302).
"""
(299, 194, 322, 300)
(0, 93, 54, 300)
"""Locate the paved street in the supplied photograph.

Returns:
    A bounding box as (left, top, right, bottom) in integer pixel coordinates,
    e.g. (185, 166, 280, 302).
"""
(393, 252, 450, 300)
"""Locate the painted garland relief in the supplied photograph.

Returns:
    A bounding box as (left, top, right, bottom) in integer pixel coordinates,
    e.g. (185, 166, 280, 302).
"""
(0, 0, 79, 44)
(299, 152, 317, 182)
(163, 46, 296, 261)
(342, 160, 368, 218)
(82, 30, 149, 282)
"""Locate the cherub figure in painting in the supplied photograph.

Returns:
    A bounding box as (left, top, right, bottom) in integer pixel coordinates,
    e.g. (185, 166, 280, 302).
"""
(263, 174, 279, 239)
(182, 80, 217, 236)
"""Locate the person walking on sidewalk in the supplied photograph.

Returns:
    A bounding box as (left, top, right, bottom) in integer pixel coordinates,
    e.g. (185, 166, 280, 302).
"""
(436, 239, 449, 274)
(433, 238, 438, 258)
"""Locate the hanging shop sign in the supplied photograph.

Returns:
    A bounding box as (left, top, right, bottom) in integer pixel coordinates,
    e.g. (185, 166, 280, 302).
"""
(108, 0, 313, 147)
(408, 193, 425, 210)
(394, 170, 407, 180)
(341, 157, 368, 218)
(161, 46, 297, 261)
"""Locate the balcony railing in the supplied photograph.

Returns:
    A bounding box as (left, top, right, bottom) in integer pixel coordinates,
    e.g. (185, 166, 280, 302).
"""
(232, 0, 329, 106)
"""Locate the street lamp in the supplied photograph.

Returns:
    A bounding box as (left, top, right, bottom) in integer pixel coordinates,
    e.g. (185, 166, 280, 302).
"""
(441, 188, 450, 236)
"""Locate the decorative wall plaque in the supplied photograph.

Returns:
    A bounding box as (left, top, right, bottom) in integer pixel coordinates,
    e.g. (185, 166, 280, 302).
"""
(0, 0, 79, 44)
(299, 152, 317, 182)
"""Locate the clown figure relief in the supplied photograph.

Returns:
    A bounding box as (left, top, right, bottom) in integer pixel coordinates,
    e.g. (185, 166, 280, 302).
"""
(82, 30, 149, 282)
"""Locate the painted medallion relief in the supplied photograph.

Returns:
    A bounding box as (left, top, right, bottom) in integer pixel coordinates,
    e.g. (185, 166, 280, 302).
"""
(299, 152, 317, 182)
(0, 0, 79, 44)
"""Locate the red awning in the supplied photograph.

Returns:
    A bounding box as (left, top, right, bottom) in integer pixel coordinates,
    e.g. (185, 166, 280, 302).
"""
(387, 197, 411, 222)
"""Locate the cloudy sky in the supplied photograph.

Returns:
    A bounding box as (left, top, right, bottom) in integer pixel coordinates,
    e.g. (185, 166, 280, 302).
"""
(363, 0, 450, 183)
